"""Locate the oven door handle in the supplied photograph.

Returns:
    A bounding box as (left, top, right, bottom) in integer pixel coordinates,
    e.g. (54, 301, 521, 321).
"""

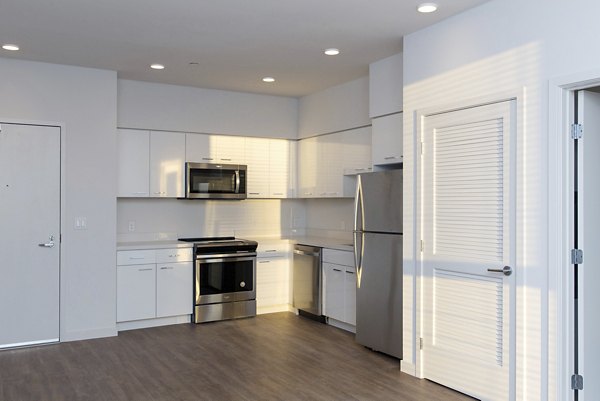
(196, 255, 256, 263)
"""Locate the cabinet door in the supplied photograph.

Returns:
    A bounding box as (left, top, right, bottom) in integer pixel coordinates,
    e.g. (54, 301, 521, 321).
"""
(318, 134, 344, 197)
(298, 137, 318, 198)
(369, 52, 403, 118)
(323, 262, 345, 321)
(342, 127, 372, 174)
(256, 257, 290, 308)
(117, 129, 150, 197)
(156, 261, 193, 318)
(372, 113, 403, 165)
(186, 133, 216, 163)
(245, 137, 269, 198)
(150, 131, 186, 197)
(117, 264, 156, 322)
(269, 139, 292, 198)
(216, 135, 245, 164)
(344, 266, 356, 325)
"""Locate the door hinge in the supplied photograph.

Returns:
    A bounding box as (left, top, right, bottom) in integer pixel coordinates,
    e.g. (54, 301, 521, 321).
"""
(571, 374, 583, 391)
(419, 337, 423, 350)
(571, 123, 583, 140)
(571, 248, 583, 265)
(420, 240, 424, 253)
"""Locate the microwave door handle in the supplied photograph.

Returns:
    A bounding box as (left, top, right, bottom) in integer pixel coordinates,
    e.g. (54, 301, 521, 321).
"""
(234, 170, 240, 193)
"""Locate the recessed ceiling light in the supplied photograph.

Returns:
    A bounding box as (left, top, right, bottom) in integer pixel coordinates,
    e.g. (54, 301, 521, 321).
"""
(2, 44, 19, 51)
(262, 77, 275, 83)
(324, 48, 340, 56)
(150, 64, 165, 70)
(417, 3, 438, 13)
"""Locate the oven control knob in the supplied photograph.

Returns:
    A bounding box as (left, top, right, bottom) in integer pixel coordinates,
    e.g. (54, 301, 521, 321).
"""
(240, 281, 246, 288)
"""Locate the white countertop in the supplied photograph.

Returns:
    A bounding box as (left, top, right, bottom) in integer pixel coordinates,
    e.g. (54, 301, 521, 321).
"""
(117, 236, 353, 253)
(117, 240, 194, 251)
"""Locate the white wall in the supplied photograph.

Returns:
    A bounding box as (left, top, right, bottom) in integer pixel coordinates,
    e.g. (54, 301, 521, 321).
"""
(304, 198, 354, 237)
(403, 0, 600, 399)
(298, 76, 370, 138)
(0, 58, 117, 341)
(117, 199, 306, 240)
(118, 80, 298, 139)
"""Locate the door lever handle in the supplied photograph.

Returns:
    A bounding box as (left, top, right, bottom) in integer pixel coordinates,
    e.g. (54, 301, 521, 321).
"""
(487, 266, 512, 276)
(38, 235, 55, 248)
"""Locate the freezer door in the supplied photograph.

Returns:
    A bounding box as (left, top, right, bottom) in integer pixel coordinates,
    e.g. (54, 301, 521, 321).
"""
(355, 232, 403, 359)
(355, 170, 403, 233)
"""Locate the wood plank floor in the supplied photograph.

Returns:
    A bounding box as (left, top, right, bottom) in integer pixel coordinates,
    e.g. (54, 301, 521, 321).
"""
(0, 312, 474, 401)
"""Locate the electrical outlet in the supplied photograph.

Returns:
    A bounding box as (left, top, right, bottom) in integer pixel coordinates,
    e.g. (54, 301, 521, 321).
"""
(128, 221, 136, 232)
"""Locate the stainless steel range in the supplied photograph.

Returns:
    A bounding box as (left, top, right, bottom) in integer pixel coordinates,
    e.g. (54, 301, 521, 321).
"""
(178, 236, 258, 323)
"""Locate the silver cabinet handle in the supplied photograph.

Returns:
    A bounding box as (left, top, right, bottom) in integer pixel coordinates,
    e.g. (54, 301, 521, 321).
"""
(384, 156, 397, 160)
(333, 268, 342, 272)
(202, 157, 213, 161)
(221, 158, 232, 161)
(272, 192, 284, 196)
(160, 266, 174, 270)
(129, 256, 145, 260)
(345, 271, 354, 275)
(138, 268, 153, 271)
(38, 235, 55, 248)
(487, 266, 512, 276)
(259, 260, 270, 264)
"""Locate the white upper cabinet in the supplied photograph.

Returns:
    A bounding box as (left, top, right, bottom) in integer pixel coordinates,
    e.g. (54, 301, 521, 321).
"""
(369, 52, 403, 118)
(245, 137, 270, 198)
(186, 133, 245, 164)
(372, 112, 403, 166)
(269, 139, 294, 198)
(149, 131, 186, 198)
(298, 128, 371, 198)
(117, 129, 150, 197)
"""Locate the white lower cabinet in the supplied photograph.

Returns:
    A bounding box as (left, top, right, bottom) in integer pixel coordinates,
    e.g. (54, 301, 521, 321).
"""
(117, 264, 156, 322)
(323, 249, 356, 329)
(256, 241, 291, 313)
(117, 248, 193, 325)
(156, 262, 193, 318)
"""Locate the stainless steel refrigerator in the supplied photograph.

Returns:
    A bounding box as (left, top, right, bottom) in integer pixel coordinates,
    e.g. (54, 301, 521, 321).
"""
(354, 169, 403, 359)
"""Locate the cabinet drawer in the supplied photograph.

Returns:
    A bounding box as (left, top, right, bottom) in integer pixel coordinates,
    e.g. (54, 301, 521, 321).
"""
(117, 250, 156, 266)
(322, 249, 354, 266)
(155, 248, 193, 263)
(257, 242, 289, 258)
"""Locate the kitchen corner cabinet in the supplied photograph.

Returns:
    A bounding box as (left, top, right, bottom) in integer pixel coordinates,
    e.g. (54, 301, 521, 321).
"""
(117, 248, 193, 323)
(117, 129, 185, 198)
(323, 249, 356, 327)
(372, 112, 403, 166)
(298, 127, 371, 198)
(245, 137, 270, 198)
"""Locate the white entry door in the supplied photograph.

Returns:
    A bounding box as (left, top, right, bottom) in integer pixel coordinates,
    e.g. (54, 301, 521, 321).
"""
(576, 90, 600, 400)
(421, 100, 516, 400)
(0, 123, 61, 348)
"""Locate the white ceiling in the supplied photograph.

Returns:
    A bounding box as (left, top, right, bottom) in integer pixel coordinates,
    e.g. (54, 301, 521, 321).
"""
(0, 0, 490, 97)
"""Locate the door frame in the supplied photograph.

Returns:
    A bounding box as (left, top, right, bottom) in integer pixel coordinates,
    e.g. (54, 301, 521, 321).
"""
(549, 70, 600, 401)
(0, 117, 65, 345)
(413, 89, 524, 400)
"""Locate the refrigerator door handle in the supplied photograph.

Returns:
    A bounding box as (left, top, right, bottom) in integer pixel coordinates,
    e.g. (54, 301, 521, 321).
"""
(354, 231, 364, 288)
(354, 175, 364, 232)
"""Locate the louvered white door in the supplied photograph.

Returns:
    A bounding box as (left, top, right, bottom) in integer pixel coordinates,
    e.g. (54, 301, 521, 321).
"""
(421, 100, 516, 401)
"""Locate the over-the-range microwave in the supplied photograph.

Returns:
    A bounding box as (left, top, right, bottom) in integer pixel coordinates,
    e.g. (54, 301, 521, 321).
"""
(185, 162, 247, 200)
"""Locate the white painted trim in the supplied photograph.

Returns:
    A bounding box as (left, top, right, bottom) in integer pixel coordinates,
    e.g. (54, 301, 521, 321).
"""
(0, 338, 59, 350)
(61, 326, 118, 342)
(548, 68, 600, 401)
(413, 89, 523, 399)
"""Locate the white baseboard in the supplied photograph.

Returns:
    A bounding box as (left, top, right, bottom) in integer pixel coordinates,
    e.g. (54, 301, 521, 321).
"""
(117, 315, 191, 332)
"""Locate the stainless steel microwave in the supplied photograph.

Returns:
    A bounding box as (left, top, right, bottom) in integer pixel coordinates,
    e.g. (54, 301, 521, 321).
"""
(185, 162, 247, 199)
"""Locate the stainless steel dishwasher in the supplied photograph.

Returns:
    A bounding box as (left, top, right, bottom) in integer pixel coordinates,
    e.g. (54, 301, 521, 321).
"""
(292, 244, 324, 321)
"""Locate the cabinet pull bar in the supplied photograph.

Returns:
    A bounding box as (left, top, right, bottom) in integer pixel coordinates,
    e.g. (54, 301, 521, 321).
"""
(138, 268, 153, 271)
(333, 268, 342, 272)
(384, 156, 397, 160)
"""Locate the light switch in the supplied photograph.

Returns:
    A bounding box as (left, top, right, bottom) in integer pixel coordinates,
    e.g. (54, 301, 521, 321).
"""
(75, 217, 87, 230)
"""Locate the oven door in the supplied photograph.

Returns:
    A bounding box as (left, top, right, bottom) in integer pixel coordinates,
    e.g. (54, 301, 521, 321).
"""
(186, 162, 247, 199)
(195, 255, 256, 305)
